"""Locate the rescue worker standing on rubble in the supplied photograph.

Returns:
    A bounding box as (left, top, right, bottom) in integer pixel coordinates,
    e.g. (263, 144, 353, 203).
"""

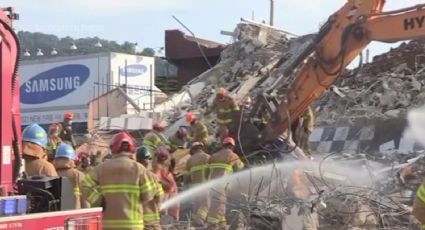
(59, 112, 76, 148)
(156, 147, 180, 221)
(53, 143, 89, 209)
(185, 142, 210, 227)
(205, 88, 240, 140)
(136, 146, 164, 230)
(291, 106, 315, 156)
(168, 126, 188, 153)
(22, 123, 58, 177)
(207, 137, 244, 229)
(46, 123, 62, 162)
(186, 112, 209, 145)
(299, 106, 315, 155)
(82, 131, 156, 230)
(144, 122, 169, 170)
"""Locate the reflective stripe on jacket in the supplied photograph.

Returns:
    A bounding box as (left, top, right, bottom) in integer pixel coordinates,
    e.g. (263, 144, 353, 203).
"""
(143, 132, 163, 149)
(82, 152, 156, 230)
(189, 122, 208, 144)
(186, 150, 210, 185)
(143, 170, 164, 228)
(211, 96, 240, 125)
(208, 148, 244, 179)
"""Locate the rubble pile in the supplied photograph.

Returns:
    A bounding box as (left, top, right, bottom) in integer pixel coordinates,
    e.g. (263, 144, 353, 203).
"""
(190, 23, 291, 107)
(162, 21, 304, 131)
(223, 154, 424, 229)
(317, 39, 425, 125)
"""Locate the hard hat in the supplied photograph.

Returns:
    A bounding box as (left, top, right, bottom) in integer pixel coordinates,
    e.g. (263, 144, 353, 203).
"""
(217, 87, 227, 96)
(55, 143, 77, 160)
(153, 122, 165, 131)
(222, 137, 236, 146)
(109, 131, 136, 154)
(186, 112, 196, 123)
(48, 123, 60, 133)
(156, 146, 170, 162)
(176, 126, 188, 139)
(64, 112, 74, 120)
(136, 146, 151, 161)
(191, 141, 204, 149)
(22, 123, 48, 148)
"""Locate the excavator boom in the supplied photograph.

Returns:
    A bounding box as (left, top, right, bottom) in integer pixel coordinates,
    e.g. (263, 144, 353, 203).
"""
(260, 0, 425, 142)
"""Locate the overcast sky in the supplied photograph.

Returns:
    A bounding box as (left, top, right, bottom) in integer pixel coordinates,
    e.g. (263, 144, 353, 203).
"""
(3, 0, 424, 60)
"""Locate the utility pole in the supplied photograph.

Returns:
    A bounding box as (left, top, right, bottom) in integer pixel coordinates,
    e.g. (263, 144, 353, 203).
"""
(270, 0, 274, 26)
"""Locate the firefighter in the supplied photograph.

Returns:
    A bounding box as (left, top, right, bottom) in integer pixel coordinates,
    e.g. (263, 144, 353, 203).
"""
(185, 142, 210, 227)
(186, 112, 209, 145)
(156, 147, 180, 221)
(136, 146, 164, 230)
(46, 123, 62, 162)
(78, 152, 93, 174)
(168, 126, 188, 153)
(207, 137, 244, 229)
(53, 143, 89, 209)
(205, 88, 239, 140)
(22, 123, 58, 177)
(144, 122, 169, 171)
(59, 112, 76, 148)
(298, 106, 315, 156)
(82, 131, 156, 230)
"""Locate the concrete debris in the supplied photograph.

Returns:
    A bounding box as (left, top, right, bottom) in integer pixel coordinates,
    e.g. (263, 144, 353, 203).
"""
(222, 153, 424, 229)
(156, 21, 425, 229)
(317, 40, 425, 125)
(160, 21, 314, 136)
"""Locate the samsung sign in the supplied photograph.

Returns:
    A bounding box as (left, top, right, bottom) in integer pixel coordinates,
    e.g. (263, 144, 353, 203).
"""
(119, 64, 147, 77)
(20, 64, 90, 104)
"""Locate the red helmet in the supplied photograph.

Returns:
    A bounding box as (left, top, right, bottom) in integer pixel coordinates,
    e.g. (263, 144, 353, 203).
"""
(64, 112, 74, 120)
(153, 122, 164, 131)
(223, 137, 235, 146)
(110, 131, 136, 154)
(186, 112, 195, 123)
(156, 146, 170, 162)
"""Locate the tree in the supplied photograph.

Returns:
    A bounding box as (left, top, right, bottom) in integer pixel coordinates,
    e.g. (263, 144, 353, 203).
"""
(17, 31, 156, 59)
(139, 48, 155, 57)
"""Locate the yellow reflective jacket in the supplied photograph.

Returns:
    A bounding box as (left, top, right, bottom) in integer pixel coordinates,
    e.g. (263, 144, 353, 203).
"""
(82, 152, 156, 230)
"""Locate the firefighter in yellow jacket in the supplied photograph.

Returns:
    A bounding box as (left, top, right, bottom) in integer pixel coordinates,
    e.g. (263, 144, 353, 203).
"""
(136, 146, 164, 230)
(185, 142, 210, 227)
(207, 137, 244, 229)
(298, 106, 315, 155)
(46, 123, 62, 162)
(22, 123, 58, 177)
(83, 131, 156, 230)
(168, 127, 188, 153)
(53, 143, 89, 209)
(186, 112, 209, 145)
(143, 122, 169, 171)
(143, 122, 168, 150)
(205, 88, 239, 140)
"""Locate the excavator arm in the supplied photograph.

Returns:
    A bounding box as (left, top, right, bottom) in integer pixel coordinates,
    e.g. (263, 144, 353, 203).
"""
(261, 0, 425, 141)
